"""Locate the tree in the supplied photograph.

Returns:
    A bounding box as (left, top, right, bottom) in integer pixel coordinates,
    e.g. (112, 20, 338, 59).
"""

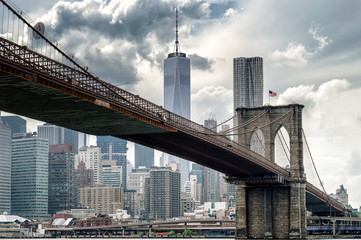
(182, 229, 195, 236)
(168, 231, 176, 236)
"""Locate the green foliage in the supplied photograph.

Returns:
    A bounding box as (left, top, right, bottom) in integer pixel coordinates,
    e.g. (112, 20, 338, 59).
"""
(168, 231, 175, 236)
(182, 229, 195, 236)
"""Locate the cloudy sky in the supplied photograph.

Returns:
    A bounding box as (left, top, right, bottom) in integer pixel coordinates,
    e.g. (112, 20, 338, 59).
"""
(4, 0, 361, 207)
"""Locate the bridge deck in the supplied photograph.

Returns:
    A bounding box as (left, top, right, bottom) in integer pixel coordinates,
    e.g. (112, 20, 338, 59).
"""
(0, 36, 345, 215)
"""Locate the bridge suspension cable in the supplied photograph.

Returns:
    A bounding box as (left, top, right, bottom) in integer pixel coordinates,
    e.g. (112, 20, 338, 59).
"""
(302, 129, 329, 199)
(209, 114, 237, 131)
(276, 131, 290, 163)
(221, 109, 293, 136)
(214, 110, 269, 136)
(0, 0, 161, 115)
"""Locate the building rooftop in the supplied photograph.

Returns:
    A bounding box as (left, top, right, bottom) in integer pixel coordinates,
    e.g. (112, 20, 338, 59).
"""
(0, 214, 29, 223)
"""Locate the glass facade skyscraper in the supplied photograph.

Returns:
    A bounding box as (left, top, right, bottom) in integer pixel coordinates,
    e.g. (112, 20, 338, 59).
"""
(1, 115, 26, 138)
(38, 123, 86, 154)
(11, 133, 49, 218)
(48, 144, 76, 215)
(163, 9, 191, 190)
(97, 136, 128, 188)
(134, 143, 154, 169)
(0, 121, 11, 213)
(64, 128, 87, 154)
(164, 54, 190, 117)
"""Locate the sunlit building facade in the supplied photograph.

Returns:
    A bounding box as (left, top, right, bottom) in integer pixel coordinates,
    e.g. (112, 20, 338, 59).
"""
(11, 133, 49, 218)
(233, 57, 264, 155)
(0, 120, 11, 213)
(233, 57, 263, 109)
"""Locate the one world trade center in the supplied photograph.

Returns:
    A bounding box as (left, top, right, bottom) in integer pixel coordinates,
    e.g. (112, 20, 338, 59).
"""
(163, 8, 190, 190)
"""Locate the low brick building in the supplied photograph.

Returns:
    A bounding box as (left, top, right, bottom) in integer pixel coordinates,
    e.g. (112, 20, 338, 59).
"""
(76, 217, 112, 227)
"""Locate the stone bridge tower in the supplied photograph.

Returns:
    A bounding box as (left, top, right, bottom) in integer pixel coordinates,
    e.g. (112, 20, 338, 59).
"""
(229, 104, 306, 239)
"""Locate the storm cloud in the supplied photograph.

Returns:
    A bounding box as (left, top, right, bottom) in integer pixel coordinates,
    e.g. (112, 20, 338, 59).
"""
(189, 53, 214, 71)
(37, 0, 213, 85)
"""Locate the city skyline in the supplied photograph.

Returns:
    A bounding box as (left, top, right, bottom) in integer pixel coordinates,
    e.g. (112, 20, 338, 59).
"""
(1, 0, 361, 207)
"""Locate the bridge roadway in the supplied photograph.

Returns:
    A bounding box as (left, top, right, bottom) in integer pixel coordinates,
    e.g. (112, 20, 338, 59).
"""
(45, 217, 361, 237)
(0, 36, 344, 215)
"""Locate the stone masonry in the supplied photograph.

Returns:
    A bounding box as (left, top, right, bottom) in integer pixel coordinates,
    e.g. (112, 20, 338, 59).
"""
(230, 104, 306, 239)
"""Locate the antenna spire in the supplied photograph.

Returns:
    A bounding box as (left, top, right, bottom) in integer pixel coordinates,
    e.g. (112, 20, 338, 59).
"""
(175, 7, 179, 55)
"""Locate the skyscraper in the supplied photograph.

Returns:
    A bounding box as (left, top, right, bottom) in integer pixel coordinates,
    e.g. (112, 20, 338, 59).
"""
(203, 115, 223, 203)
(38, 123, 87, 153)
(64, 128, 87, 154)
(233, 57, 264, 152)
(203, 167, 221, 203)
(77, 145, 103, 185)
(0, 120, 11, 213)
(11, 133, 49, 218)
(189, 163, 204, 203)
(38, 123, 64, 145)
(145, 166, 180, 220)
(134, 144, 154, 169)
(1, 115, 26, 138)
(128, 167, 150, 218)
(48, 144, 76, 215)
(97, 136, 128, 188)
(75, 162, 94, 189)
(204, 113, 217, 132)
(163, 8, 191, 190)
(102, 160, 123, 187)
(233, 57, 263, 109)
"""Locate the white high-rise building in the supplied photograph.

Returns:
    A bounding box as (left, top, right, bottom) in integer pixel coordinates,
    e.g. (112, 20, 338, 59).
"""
(77, 146, 103, 185)
(127, 167, 149, 195)
(163, 8, 191, 190)
(38, 123, 87, 153)
(0, 118, 11, 213)
(38, 123, 64, 145)
(233, 57, 264, 153)
(185, 175, 198, 199)
(233, 57, 263, 109)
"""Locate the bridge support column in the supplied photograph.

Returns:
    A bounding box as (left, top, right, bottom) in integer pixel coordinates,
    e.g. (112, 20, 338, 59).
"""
(289, 181, 306, 238)
(229, 177, 306, 239)
(232, 104, 306, 239)
(235, 182, 247, 238)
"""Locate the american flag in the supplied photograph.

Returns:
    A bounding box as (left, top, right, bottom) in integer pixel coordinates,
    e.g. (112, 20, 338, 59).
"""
(269, 90, 277, 97)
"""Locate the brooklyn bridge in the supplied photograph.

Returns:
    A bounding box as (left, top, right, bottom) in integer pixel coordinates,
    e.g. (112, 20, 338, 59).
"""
(0, 0, 353, 239)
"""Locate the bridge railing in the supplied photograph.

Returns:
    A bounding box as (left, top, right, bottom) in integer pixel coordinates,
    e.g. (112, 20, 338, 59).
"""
(306, 182, 344, 212)
(0, 0, 290, 177)
(1, 36, 289, 178)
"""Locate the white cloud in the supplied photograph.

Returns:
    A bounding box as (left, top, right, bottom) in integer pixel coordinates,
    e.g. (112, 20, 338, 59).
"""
(270, 23, 332, 68)
(191, 86, 233, 125)
(223, 8, 238, 19)
(277, 79, 361, 206)
(270, 42, 311, 68)
(309, 24, 332, 51)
